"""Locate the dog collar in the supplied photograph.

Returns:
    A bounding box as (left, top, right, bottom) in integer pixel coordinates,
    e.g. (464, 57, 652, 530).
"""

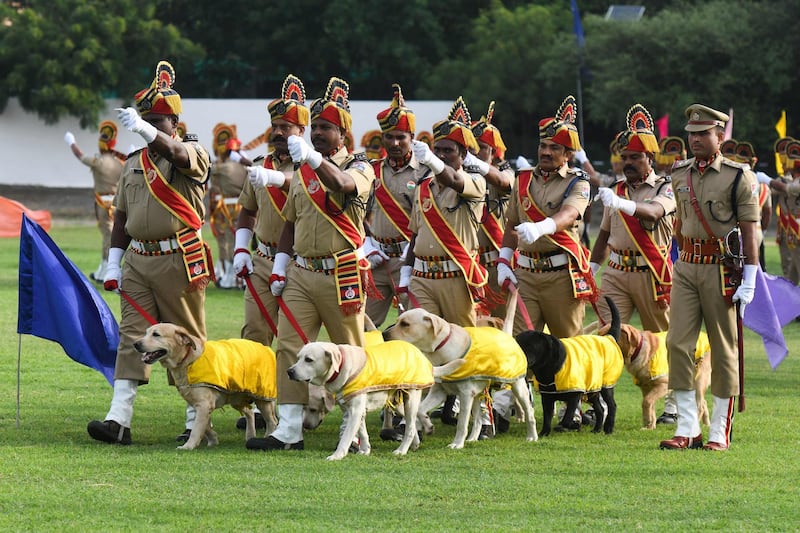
(179, 346, 193, 366)
(434, 331, 452, 352)
(629, 334, 644, 362)
(327, 348, 344, 384)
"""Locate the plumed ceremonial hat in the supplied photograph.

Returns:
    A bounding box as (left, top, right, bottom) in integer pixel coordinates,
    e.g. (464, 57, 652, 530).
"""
(268, 74, 309, 127)
(310, 77, 352, 132)
(471, 101, 507, 158)
(416, 131, 434, 149)
(361, 129, 384, 159)
(720, 138, 738, 159)
(786, 140, 800, 170)
(774, 136, 794, 154)
(733, 141, 756, 165)
(609, 136, 622, 163)
(539, 95, 581, 151)
(656, 136, 686, 168)
(684, 103, 728, 132)
(432, 96, 478, 152)
(212, 123, 237, 157)
(377, 84, 415, 134)
(98, 120, 117, 151)
(135, 60, 181, 116)
(176, 121, 188, 140)
(616, 104, 659, 154)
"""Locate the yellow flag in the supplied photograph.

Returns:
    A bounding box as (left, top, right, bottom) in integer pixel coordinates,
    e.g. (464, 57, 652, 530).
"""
(775, 110, 787, 138)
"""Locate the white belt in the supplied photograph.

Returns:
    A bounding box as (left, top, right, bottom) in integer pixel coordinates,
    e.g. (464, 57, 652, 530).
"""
(99, 194, 115, 203)
(257, 240, 278, 258)
(130, 237, 180, 254)
(295, 255, 337, 271)
(223, 197, 239, 206)
(516, 252, 569, 270)
(414, 257, 461, 274)
(609, 251, 649, 268)
(480, 250, 499, 263)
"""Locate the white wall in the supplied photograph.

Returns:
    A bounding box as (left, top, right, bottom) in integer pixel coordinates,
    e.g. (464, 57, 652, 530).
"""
(0, 97, 451, 187)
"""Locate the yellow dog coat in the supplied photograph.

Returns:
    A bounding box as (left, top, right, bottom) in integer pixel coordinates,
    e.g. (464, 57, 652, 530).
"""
(186, 339, 277, 400)
(634, 331, 709, 386)
(440, 327, 527, 384)
(340, 340, 434, 401)
(534, 335, 623, 393)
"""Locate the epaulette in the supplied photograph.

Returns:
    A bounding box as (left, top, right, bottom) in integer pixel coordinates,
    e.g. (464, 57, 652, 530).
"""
(497, 160, 512, 172)
(721, 158, 748, 170)
(345, 151, 370, 172)
(672, 159, 692, 169)
(566, 167, 590, 182)
(128, 147, 145, 157)
(463, 164, 482, 174)
(351, 152, 368, 162)
(253, 155, 266, 164)
(182, 133, 199, 142)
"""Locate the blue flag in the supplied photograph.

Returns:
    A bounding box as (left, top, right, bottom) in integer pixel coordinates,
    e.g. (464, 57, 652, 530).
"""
(570, 0, 586, 49)
(743, 268, 800, 369)
(17, 214, 118, 384)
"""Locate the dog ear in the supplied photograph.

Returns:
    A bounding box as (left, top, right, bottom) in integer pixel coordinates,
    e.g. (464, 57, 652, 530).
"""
(327, 346, 343, 374)
(175, 327, 197, 352)
(427, 314, 447, 344)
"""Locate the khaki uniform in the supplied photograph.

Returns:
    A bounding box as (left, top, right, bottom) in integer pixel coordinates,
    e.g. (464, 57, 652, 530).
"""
(596, 171, 676, 331)
(113, 142, 210, 382)
(366, 156, 428, 326)
(477, 163, 514, 319)
(238, 153, 295, 346)
(775, 174, 795, 278)
(775, 177, 800, 283)
(276, 147, 375, 404)
(81, 152, 123, 259)
(208, 160, 248, 265)
(506, 165, 591, 337)
(667, 156, 759, 397)
(408, 167, 486, 327)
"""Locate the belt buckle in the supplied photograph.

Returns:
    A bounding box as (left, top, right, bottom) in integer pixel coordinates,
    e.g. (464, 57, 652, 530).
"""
(622, 255, 636, 267)
(426, 260, 441, 273)
(693, 242, 702, 257)
(143, 241, 159, 253)
(533, 257, 550, 270)
(310, 258, 325, 270)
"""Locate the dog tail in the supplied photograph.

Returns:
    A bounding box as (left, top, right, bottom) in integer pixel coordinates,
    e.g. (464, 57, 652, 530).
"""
(433, 358, 466, 378)
(605, 296, 621, 342)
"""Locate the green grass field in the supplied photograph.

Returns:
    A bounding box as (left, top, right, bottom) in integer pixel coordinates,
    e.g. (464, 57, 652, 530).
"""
(1, 222, 798, 532)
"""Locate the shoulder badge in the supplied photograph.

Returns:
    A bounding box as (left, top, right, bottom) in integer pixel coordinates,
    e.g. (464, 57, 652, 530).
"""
(567, 167, 590, 182)
(672, 159, 692, 169)
(463, 164, 481, 174)
(253, 155, 266, 164)
(721, 158, 747, 170)
(498, 161, 512, 172)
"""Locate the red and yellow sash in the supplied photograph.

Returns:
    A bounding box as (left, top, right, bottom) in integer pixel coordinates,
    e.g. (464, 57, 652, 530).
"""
(481, 203, 504, 252)
(417, 178, 487, 295)
(614, 181, 672, 302)
(372, 161, 412, 240)
(264, 155, 288, 217)
(518, 170, 596, 301)
(141, 149, 212, 289)
(299, 163, 373, 313)
(777, 205, 800, 248)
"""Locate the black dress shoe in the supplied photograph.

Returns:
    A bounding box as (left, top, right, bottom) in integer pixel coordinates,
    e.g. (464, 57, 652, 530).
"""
(87, 419, 132, 445)
(656, 412, 678, 425)
(440, 395, 458, 426)
(246, 435, 304, 451)
(479, 424, 495, 440)
(176, 429, 191, 443)
(493, 409, 510, 434)
(235, 412, 268, 431)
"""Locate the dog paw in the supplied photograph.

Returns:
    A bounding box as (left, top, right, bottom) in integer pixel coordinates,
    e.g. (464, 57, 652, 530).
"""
(526, 435, 538, 442)
(176, 443, 196, 450)
(447, 442, 464, 450)
(326, 452, 346, 461)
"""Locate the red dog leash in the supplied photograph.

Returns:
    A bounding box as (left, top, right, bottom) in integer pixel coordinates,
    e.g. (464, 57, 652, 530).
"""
(276, 296, 309, 345)
(504, 282, 533, 331)
(243, 274, 278, 337)
(119, 289, 158, 326)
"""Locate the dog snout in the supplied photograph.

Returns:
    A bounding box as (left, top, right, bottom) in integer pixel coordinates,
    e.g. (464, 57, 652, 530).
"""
(287, 366, 298, 381)
(382, 324, 395, 341)
(133, 340, 144, 353)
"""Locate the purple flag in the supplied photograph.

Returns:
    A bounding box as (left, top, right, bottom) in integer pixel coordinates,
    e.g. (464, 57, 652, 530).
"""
(743, 268, 800, 369)
(17, 214, 118, 384)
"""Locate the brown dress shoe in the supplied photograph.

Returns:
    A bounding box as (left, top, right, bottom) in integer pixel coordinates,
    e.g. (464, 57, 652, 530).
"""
(659, 434, 703, 450)
(702, 441, 728, 451)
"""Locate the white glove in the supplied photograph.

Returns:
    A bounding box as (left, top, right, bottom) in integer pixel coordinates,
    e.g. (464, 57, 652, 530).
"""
(597, 187, 637, 216)
(270, 252, 291, 296)
(496, 247, 517, 288)
(287, 135, 323, 169)
(464, 152, 490, 176)
(397, 265, 412, 293)
(733, 264, 757, 318)
(116, 107, 158, 144)
(590, 262, 601, 275)
(574, 149, 589, 165)
(756, 172, 773, 185)
(103, 247, 125, 292)
(399, 242, 410, 261)
(233, 228, 254, 277)
(64, 131, 75, 146)
(412, 140, 445, 174)
(515, 218, 557, 245)
(247, 166, 286, 189)
(363, 237, 389, 268)
(515, 155, 532, 171)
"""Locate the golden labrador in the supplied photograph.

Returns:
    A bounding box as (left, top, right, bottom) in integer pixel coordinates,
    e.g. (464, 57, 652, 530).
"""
(134, 323, 277, 450)
(616, 325, 711, 429)
(384, 308, 538, 449)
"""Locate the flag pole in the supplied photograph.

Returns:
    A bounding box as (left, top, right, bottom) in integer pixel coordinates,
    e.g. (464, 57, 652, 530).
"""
(17, 334, 22, 428)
